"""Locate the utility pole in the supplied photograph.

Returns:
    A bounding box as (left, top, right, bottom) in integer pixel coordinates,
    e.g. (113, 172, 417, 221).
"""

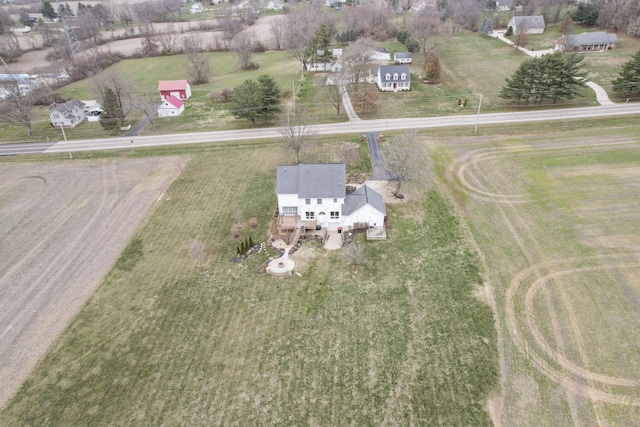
(474, 93, 483, 134)
(60, 124, 73, 159)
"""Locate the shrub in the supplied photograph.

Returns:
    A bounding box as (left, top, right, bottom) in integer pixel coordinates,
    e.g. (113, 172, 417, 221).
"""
(248, 217, 258, 229)
(231, 225, 240, 238)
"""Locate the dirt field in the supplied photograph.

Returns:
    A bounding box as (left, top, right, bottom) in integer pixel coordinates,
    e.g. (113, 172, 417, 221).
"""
(0, 155, 188, 409)
(442, 130, 640, 425)
(5, 15, 280, 73)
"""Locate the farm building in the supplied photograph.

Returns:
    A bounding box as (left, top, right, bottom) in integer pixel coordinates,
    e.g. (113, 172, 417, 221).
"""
(275, 163, 386, 235)
(157, 96, 185, 117)
(555, 32, 619, 52)
(49, 100, 86, 128)
(158, 80, 192, 101)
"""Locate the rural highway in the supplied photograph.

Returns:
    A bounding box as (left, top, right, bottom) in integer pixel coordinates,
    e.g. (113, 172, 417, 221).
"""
(1, 103, 639, 156)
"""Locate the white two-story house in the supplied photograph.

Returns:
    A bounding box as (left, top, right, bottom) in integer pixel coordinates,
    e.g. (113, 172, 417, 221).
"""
(276, 163, 386, 232)
(48, 99, 86, 128)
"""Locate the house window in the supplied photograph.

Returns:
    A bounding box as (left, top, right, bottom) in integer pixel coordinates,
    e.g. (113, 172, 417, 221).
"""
(282, 206, 297, 215)
(305, 198, 311, 205)
(330, 211, 339, 219)
(305, 211, 315, 220)
(317, 198, 322, 204)
(385, 73, 391, 80)
(393, 73, 398, 80)
(401, 73, 407, 80)
(333, 198, 337, 203)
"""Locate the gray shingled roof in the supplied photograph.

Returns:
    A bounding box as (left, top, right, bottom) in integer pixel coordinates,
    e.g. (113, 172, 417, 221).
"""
(566, 31, 619, 46)
(276, 164, 346, 199)
(378, 65, 411, 83)
(52, 99, 85, 114)
(513, 15, 545, 29)
(342, 185, 386, 216)
(394, 52, 413, 59)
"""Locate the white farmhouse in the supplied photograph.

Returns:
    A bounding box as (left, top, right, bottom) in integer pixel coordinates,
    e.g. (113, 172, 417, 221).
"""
(49, 100, 86, 128)
(157, 95, 185, 117)
(373, 65, 411, 92)
(276, 163, 386, 234)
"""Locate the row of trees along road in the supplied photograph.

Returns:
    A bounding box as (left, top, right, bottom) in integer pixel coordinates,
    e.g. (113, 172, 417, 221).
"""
(500, 52, 587, 104)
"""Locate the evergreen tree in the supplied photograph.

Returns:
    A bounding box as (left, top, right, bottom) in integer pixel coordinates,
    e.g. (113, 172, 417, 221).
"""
(397, 30, 410, 44)
(486, 17, 493, 34)
(256, 74, 281, 122)
(40, 1, 57, 20)
(500, 52, 586, 104)
(231, 79, 263, 123)
(505, 26, 513, 36)
(612, 49, 640, 98)
(479, 17, 489, 36)
(100, 86, 124, 131)
(423, 51, 442, 83)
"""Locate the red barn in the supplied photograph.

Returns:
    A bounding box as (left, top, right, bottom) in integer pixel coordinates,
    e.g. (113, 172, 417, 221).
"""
(158, 80, 192, 101)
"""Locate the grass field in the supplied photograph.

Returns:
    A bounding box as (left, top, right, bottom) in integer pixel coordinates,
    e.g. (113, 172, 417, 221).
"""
(438, 122, 640, 425)
(0, 135, 497, 425)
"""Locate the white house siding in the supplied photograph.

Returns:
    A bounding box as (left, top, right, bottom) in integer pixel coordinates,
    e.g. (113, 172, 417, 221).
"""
(277, 194, 300, 215)
(342, 205, 385, 228)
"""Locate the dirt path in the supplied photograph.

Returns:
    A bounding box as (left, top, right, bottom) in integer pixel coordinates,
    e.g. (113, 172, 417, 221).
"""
(0, 155, 189, 409)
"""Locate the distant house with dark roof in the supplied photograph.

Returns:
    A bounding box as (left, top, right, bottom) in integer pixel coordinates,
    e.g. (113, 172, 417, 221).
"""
(373, 65, 411, 91)
(158, 80, 191, 101)
(394, 52, 413, 64)
(275, 163, 386, 234)
(507, 15, 546, 34)
(555, 32, 619, 52)
(48, 99, 86, 128)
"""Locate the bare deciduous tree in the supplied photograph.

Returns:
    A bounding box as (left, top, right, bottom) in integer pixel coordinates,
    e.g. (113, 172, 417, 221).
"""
(269, 16, 286, 50)
(350, 83, 379, 114)
(0, 76, 37, 135)
(133, 91, 157, 129)
(513, 24, 529, 51)
(157, 23, 179, 55)
(343, 38, 375, 92)
(183, 33, 211, 84)
(231, 32, 256, 70)
(343, 242, 370, 269)
(317, 76, 344, 116)
(279, 104, 313, 164)
(384, 131, 421, 196)
(410, 11, 444, 55)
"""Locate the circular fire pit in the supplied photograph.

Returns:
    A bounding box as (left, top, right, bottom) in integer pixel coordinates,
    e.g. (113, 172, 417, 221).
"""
(267, 256, 294, 276)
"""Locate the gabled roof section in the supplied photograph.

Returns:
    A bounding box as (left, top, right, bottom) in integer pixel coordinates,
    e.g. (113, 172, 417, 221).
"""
(51, 99, 85, 114)
(378, 65, 411, 82)
(343, 185, 386, 216)
(394, 52, 412, 59)
(158, 80, 190, 91)
(161, 95, 184, 108)
(512, 15, 545, 29)
(276, 163, 346, 198)
(566, 31, 619, 46)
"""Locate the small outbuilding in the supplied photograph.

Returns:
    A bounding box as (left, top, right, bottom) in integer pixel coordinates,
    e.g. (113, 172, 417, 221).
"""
(157, 95, 185, 117)
(190, 3, 203, 13)
(158, 80, 192, 101)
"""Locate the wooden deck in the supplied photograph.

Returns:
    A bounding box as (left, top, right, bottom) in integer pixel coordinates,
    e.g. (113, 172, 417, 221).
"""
(276, 215, 317, 231)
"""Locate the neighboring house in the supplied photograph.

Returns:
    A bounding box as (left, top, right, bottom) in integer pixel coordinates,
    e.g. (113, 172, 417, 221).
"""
(373, 65, 411, 91)
(555, 32, 619, 52)
(266, 0, 283, 10)
(158, 80, 192, 101)
(49, 100, 86, 128)
(307, 49, 342, 72)
(275, 163, 386, 233)
(496, 0, 515, 11)
(371, 47, 391, 62)
(507, 15, 546, 34)
(157, 95, 185, 117)
(411, 0, 437, 12)
(81, 100, 103, 122)
(190, 3, 203, 13)
(394, 52, 413, 64)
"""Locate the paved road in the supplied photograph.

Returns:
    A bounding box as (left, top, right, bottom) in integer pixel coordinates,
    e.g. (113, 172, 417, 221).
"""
(1, 103, 639, 156)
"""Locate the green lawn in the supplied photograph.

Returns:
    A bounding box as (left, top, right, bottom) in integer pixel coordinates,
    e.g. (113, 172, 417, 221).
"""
(0, 138, 497, 425)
